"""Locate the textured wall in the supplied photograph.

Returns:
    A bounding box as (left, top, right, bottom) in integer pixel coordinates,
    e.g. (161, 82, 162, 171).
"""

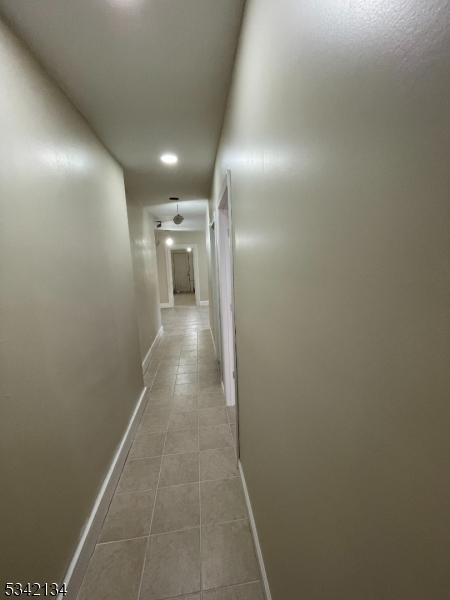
(0, 20, 143, 582)
(210, 1, 450, 598)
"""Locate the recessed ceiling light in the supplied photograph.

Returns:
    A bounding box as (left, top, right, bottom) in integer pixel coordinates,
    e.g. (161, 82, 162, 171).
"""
(165, 237, 174, 247)
(160, 153, 178, 165)
(187, 247, 192, 253)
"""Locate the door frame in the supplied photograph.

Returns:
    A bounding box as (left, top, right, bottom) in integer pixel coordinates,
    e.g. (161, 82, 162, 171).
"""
(165, 244, 200, 307)
(214, 170, 240, 456)
(209, 217, 222, 368)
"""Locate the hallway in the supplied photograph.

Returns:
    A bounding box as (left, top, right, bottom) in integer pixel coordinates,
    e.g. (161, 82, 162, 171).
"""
(78, 306, 262, 600)
(2, 1, 449, 598)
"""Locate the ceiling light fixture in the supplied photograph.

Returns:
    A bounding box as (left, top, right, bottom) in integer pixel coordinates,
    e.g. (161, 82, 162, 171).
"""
(160, 153, 178, 165)
(187, 247, 192, 253)
(165, 237, 174, 247)
(173, 202, 184, 225)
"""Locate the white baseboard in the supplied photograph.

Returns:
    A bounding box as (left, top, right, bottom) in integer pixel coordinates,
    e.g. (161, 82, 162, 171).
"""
(239, 461, 272, 600)
(61, 386, 148, 600)
(200, 300, 209, 306)
(160, 302, 171, 308)
(142, 325, 163, 372)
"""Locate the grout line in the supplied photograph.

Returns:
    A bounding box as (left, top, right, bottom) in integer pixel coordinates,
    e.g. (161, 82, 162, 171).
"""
(154, 473, 241, 489)
(149, 524, 200, 538)
(94, 517, 251, 546)
(115, 486, 159, 496)
(198, 474, 240, 484)
(200, 581, 262, 598)
(96, 535, 148, 547)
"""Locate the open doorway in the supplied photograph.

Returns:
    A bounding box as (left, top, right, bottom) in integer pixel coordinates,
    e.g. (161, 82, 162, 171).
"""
(171, 249, 195, 305)
(165, 244, 201, 307)
(215, 171, 239, 456)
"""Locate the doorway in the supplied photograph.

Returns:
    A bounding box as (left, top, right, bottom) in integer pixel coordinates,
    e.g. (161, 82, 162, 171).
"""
(172, 250, 195, 305)
(165, 244, 201, 307)
(215, 171, 239, 455)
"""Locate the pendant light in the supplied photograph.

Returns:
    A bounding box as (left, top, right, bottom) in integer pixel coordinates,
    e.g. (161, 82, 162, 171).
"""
(173, 202, 184, 225)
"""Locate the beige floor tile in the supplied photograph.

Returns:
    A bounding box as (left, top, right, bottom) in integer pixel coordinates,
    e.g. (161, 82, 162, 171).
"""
(180, 350, 197, 360)
(202, 582, 264, 600)
(177, 363, 198, 374)
(173, 394, 198, 411)
(130, 432, 165, 459)
(152, 379, 175, 391)
(147, 388, 173, 401)
(174, 383, 198, 397)
(200, 448, 238, 481)
(78, 537, 147, 600)
(145, 395, 173, 410)
(152, 483, 200, 534)
(145, 407, 172, 419)
(164, 429, 199, 454)
(199, 373, 221, 386)
(169, 410, 198, 431)
(117, 457, 161, 493)
(179, 356, 198, 365)
(199, 384, 223, 397)
(99, 490, 155, 542)
(156, 366, 178, 376)
(200, 478, 246, 525)
(198, 393, 225, 409)
(158, 358, 179, 367)
(159, 452, 199, 487)
(154, 373, 177, 386)
(177, 372, 198, 385)
(198, 367, 218, 376)
(199, 407, 228, 427)
(201, 520, 259, 590)
(141, 528, 201, 599)
(199, 425, 233, 451)
(139, 409, 170, 433)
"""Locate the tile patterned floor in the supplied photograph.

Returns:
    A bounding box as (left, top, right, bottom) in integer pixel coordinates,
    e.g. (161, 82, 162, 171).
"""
(78, 305, 264, 600)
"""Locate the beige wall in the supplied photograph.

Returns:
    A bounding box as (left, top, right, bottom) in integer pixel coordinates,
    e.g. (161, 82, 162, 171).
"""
(126, 197, 162, 360)
(0, 19, 143, 582)
(210, 1, 450, 598)
(156, 230, 209, 304)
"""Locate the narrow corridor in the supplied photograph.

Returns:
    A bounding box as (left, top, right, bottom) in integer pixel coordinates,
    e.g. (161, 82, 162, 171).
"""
(2, 1, 449, 597)
(78, 306, 263, 600)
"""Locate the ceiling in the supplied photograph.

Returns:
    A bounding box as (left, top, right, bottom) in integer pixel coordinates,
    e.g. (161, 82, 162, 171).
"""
(0, 0, 244, 204)
(147, 199, 208, 231)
